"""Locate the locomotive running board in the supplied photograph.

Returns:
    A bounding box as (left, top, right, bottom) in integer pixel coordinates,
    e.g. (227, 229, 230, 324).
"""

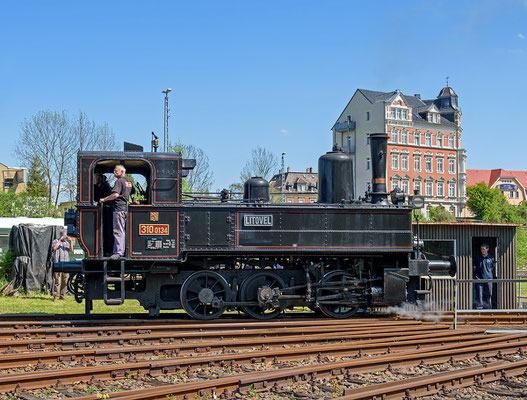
(103, 260, 125, 306)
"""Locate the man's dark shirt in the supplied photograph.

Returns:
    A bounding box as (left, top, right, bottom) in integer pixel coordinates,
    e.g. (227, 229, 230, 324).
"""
(473, 254, 495, 279)
(111, 177, 133, 212)
(94, 181, 112, 203)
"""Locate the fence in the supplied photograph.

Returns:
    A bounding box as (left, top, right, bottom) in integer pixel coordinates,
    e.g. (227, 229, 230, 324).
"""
(454, 277, 527, 329)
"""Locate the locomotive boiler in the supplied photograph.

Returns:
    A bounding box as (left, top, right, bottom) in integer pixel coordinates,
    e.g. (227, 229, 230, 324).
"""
(55, 133, 456, 319)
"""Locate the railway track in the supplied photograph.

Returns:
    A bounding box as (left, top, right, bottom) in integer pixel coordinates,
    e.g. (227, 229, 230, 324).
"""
(1, 313, 527, 399)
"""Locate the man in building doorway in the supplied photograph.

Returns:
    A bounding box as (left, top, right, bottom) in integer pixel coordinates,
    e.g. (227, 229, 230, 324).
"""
(473, 243, 495, 309)
(100, 165, 133, 260)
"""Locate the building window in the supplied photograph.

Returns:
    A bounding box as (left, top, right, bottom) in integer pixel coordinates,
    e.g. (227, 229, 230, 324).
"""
(390, 109, 395, 119)
(430, 113, 438, 123)
(437, 157, 444, 173)
(402, 179, 409, 194)
(3, 179, 13, 189)
(366, 158, 371, 170)
(366, 111, 370, 121)
(437, 182, 444, 197)
(392, 153, 399, 170)
(425, 181, 433, 197)
(414, 181, 421, 195)
(401, 154, 409, 171)
(448, 134, 455, 148)
(402, 109, 408, 120)
(396, 109, 401, 119)
(437, 133, 443, 147)
(425, 156, 433, 173)
(391, 178, 400, 190)
(414, 155, 421, 172)
(298, 199, 304, 203)
(449, 182, 456, 198)
(401, 130, 408, 144)
(391, 129, 398, 143)
(287, 198, 293, 203)
(448, 158, 455, 174)
(425, 132, 431, 146)
(414, 131, 420, 145)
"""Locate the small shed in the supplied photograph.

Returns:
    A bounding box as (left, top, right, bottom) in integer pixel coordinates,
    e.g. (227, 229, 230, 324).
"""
(415, 222, 520, 310)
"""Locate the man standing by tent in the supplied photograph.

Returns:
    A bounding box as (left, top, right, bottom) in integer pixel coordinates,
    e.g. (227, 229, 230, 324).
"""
(52, 230, 71, 301)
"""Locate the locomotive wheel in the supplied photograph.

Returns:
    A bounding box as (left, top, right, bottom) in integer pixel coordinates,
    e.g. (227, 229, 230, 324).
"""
(317, 270, 358, 319)
(180, 271, 230, 320)
(240, 272, 285, 319)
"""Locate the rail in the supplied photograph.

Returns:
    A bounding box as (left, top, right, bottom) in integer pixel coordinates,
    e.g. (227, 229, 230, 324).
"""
(454, 277, 527, 329)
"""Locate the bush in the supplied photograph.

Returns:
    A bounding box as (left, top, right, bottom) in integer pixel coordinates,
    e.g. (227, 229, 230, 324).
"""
(0, 250, 15, 283)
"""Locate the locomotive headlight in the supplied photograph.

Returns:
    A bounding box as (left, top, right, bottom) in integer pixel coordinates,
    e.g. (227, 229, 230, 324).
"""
(411, 195, 425, 209)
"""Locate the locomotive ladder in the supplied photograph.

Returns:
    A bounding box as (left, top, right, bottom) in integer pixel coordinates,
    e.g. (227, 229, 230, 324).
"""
(103, 260, 125, 305)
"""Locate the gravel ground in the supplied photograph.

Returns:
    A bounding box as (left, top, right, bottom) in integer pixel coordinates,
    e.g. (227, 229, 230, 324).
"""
(3, 350, 527, 400)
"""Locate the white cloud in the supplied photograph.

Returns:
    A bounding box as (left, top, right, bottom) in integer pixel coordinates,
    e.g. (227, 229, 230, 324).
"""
(518, 33, 525, 40)
(280, 129, 288, 135)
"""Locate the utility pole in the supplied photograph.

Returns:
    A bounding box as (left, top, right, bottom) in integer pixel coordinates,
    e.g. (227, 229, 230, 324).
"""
(281, 152, 286, 203)
(162, 88, 172, 151)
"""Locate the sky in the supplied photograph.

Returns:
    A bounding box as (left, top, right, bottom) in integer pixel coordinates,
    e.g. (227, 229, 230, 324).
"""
(1, 0, 527, 191)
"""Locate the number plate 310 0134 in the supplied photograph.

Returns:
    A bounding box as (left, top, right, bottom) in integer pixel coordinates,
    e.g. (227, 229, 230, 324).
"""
(139, 224, 170, 236)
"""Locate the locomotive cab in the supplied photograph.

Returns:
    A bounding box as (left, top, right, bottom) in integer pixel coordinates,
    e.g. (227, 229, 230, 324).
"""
(72, 150, 195, 260)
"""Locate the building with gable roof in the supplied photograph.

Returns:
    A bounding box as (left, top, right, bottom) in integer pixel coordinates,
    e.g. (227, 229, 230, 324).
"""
(466, 169, 527, 205)
(332, 86, 466, 217)
(269, 167, 318, 203)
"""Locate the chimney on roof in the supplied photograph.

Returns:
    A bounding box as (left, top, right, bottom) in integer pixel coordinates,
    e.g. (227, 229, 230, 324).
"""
(414, 94, 421, 99)
(287, 167, 291, 173)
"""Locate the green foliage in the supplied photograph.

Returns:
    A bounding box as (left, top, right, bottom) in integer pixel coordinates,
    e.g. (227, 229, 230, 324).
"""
(428, 206, 456, 222)
(517, 226, 527, 268)
(0, 250, 15, 282)
(0, 192, 61, 217)
(26, 156, 49, 198)
(466, 182, 508, 222)
(412, 209, 427, 222)
(466, 182, 527, 267)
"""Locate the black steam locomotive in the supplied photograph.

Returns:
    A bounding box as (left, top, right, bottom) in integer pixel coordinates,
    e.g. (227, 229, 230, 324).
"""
(55, 133, 455, 319)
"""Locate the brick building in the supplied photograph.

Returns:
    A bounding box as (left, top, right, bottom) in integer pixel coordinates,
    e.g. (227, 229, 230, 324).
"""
(269, 167, 318, 203)
(0, 163, 27, 194)
(466, 169, 527, 205)
(332, 86, 466, 217)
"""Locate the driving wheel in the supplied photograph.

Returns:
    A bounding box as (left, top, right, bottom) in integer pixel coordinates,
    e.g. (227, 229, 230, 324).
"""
(180, 271, 230, 320)
(240, 272, 285, 319)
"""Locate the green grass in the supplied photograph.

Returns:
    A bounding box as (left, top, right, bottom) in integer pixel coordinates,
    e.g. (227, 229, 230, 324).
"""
(0, 294, 315, 316)
(0, 294, 150, 315)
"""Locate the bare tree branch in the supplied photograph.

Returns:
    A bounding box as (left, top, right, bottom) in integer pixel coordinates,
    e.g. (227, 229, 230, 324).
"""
(15, 110, 116, 205)
(240, 146, 279, 182)
(174, 142, 214, 193)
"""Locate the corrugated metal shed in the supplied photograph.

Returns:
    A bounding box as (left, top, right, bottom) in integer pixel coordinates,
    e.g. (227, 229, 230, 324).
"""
(415, 222, 520, 310)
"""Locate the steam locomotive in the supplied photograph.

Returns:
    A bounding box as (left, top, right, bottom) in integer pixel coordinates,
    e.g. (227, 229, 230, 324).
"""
(54, 133, 455, 319)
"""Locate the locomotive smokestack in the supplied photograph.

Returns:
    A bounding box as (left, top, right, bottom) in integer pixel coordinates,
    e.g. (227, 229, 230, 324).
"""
(369, 133, 389, 204)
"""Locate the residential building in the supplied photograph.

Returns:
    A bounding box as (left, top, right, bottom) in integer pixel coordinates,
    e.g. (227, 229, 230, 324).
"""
(269, 167, 318, 203)
(466, 169, 527, 205)
(0, 163, 27, 194)
(331, 86, 466, 217)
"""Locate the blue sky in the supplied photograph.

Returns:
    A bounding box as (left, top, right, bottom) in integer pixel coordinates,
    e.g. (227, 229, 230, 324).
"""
(1, 0, 526, 190)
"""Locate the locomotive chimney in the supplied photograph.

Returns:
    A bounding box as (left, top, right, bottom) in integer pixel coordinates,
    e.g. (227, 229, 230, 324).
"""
(369, 133, 389, 204)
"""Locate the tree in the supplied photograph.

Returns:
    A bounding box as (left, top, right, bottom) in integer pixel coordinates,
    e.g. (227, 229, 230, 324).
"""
(466, 182, 508, 222)
(174, 143, 214, 193)
(15, 110, 116, 205)
(239, 146, 279, 182)
(63, 112, 117, 201)
(428, 206, 456, 222)
(26, 156, 49, 198)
